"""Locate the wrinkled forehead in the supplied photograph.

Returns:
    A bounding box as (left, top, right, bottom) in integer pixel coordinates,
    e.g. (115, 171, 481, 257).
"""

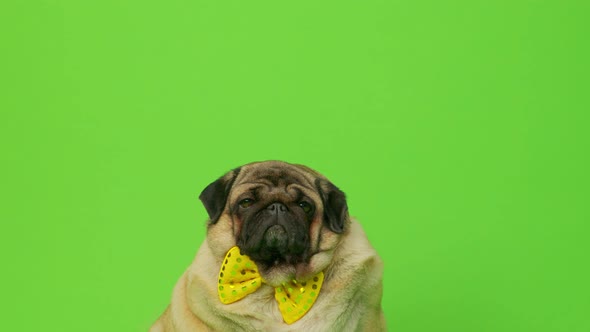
(230, 163, 319, 202)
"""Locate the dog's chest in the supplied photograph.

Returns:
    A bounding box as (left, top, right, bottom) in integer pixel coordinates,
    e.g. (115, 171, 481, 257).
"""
(215, 285, 346, 332)
(217, 285, 285, 329)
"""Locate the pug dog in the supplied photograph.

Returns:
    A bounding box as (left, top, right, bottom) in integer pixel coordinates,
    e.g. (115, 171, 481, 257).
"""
(151, 161, 385, 331)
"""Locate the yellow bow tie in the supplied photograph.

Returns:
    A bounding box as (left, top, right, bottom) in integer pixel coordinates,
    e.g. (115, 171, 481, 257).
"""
(217, 246, 324, 324)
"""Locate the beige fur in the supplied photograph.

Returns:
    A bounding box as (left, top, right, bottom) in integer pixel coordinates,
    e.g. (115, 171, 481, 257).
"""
(151, 162, 385, 331)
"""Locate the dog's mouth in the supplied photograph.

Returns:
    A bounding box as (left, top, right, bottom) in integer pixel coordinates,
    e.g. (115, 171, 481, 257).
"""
(238, 223, 309, 266)
(263, 224, 287, 249)
(237, 202, 311, 267)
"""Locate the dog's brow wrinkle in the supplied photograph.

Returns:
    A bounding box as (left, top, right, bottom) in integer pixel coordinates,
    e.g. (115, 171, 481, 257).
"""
(238, 181, 273, 189)
(290, 168, 314, 187)
(285, 184, 304, 197)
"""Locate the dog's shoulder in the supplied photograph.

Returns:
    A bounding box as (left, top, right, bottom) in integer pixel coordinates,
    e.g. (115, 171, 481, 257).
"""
(331, 219, 383, 281)
(293, 219, 386, 331)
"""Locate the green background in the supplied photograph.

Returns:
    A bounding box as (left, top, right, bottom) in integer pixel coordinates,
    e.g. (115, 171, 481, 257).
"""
(1, 0, 589, 331)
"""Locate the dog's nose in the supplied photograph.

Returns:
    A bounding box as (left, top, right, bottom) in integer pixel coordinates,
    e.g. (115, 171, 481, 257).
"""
(267, 202, 287, 213)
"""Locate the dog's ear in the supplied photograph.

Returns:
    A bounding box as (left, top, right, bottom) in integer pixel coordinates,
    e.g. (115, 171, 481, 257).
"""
(315, 179, 348, 233)
(199, 167, 241, 224)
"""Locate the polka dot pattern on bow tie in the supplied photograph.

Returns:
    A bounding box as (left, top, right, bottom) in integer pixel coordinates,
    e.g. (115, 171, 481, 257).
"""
(274, 273, 324, 324)
(217, 246, 262, 304)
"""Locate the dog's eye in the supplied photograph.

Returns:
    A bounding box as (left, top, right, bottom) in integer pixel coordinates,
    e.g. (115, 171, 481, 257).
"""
(298, 201, 312, 213)
(239, 199, 254, 208)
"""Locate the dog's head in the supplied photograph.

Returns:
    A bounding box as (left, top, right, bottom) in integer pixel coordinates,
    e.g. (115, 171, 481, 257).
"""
(199, 161, 349, 285)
